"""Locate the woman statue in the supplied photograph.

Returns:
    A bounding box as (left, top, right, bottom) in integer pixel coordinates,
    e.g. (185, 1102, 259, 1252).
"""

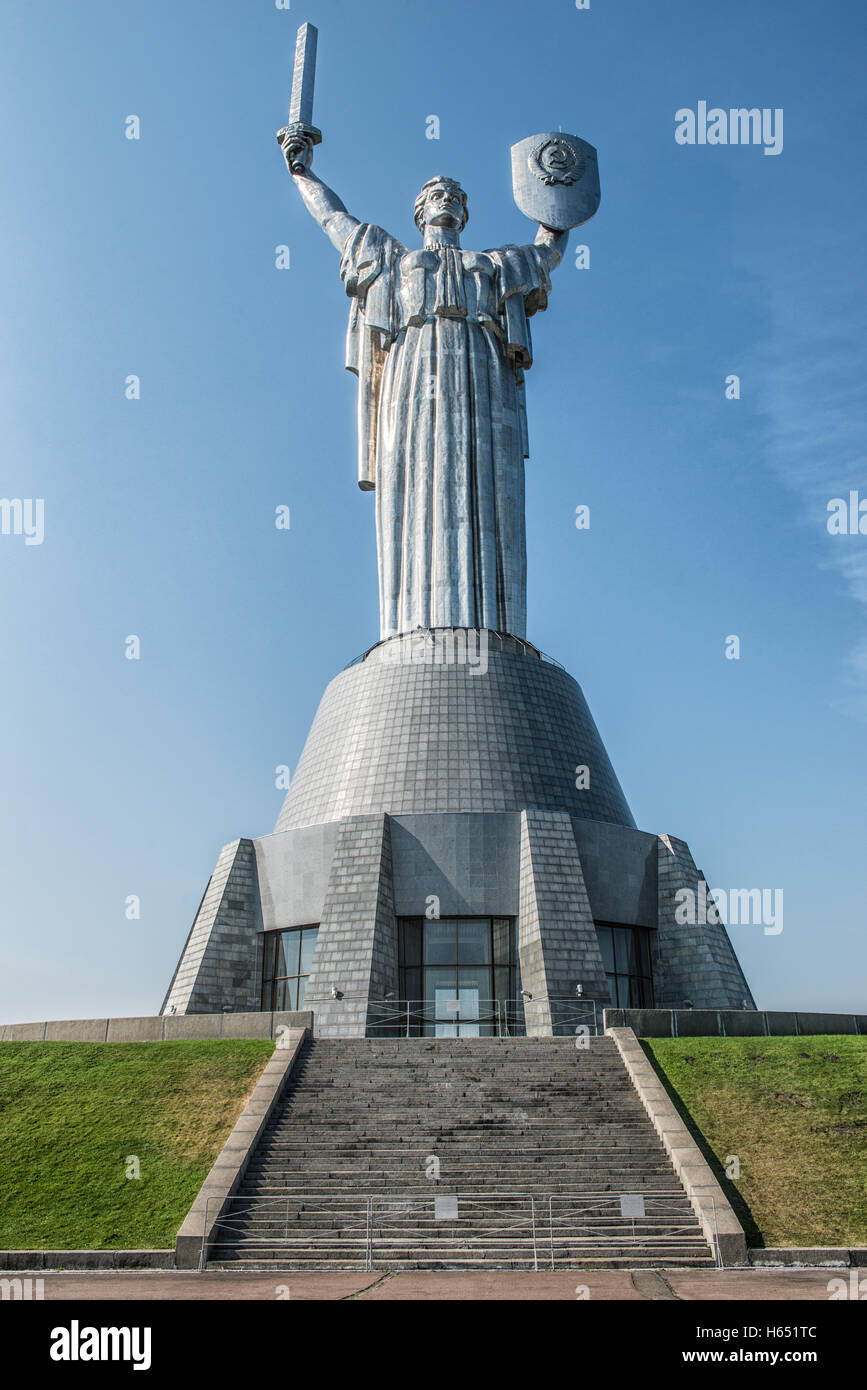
(279, 130, 568, 641)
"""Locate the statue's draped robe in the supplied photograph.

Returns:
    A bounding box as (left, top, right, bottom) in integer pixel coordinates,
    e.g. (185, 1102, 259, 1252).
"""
(340, 224, 557, 640)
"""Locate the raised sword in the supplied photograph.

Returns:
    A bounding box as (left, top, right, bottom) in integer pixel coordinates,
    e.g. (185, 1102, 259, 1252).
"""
(277, 22, 322, 173)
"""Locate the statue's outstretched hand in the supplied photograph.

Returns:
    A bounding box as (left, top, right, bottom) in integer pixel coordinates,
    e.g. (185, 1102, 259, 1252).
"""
(277, 125, 313, 175)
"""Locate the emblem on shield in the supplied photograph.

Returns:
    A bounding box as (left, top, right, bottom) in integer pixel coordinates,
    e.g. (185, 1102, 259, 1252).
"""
(511, 132, 601, 230)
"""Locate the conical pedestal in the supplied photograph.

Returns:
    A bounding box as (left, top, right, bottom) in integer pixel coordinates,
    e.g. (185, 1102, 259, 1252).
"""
(163, 632, 754, 1034)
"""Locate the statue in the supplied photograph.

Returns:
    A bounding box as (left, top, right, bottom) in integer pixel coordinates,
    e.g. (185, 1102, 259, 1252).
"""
(278, 25, 599, 642)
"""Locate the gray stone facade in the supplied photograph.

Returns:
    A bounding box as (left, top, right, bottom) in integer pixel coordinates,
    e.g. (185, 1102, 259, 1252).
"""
(518, 810, 607, 1034)
(302, 814, 396, 1037)
(655, 834, 755, 1010)
(164, 635, 755, 1033)
(275, 634, 635, 832)
(162, 839, 262, 1016)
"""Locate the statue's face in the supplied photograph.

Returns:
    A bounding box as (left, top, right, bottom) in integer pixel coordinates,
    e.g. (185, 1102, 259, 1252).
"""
(423, 184, 464, 229)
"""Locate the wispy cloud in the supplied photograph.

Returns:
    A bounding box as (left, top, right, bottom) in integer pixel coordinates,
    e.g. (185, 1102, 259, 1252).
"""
(747, 224, 867, 719)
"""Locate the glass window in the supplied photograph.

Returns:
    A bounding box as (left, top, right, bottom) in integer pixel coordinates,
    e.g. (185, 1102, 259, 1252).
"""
(299, 927, 318, 977)
(597, 925, 615, 974)
(458, 919, 491, 964)
(274, 978, 297, 1011)
(424, 965, 458, 1006)
(274, 934, 298, 979)
(494, 965, 511, 1008)
(424, 919, 456, 964)
(595, 923, 654, 1009)
(492, 917, 512, 966)
(397, 917, 517, 1037)
(401, 919, 422, 968)
(636, 931, 651, 977)
(262, 925, 318, 1012)
(458, 968, 486, 1017)
(613, 928, 633, 974)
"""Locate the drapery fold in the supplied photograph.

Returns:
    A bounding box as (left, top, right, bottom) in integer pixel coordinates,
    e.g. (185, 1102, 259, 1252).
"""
(340, 225, 555, 638)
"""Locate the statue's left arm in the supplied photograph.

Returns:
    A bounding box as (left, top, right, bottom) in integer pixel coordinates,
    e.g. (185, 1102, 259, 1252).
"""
(533, 224, 569, 270)
(486, 227, 569, 460)
(489, 228, 568, 373)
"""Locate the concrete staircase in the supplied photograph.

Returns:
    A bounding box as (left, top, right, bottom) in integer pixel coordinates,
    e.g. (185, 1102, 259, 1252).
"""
(206, 1037, 715, 1270)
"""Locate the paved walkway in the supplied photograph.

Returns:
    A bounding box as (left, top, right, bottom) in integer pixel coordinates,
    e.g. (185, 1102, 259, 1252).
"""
(7, 1268, 846, 1300)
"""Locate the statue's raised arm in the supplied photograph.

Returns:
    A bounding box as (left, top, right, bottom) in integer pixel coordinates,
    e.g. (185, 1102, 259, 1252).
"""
(277, 130, 359, 252)
(276, 20, 359, 252)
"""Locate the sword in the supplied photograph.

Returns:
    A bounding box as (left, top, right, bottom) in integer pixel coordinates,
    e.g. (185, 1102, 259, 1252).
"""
(277, 22, 322, 173)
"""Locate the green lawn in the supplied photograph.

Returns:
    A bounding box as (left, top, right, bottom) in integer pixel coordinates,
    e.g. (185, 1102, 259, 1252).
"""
(643, 1035, 867, 1247)
(0, 1040, 273, 1250)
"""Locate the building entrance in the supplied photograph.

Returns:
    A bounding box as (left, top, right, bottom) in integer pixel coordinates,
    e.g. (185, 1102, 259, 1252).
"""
(397, 916, 518, 1036)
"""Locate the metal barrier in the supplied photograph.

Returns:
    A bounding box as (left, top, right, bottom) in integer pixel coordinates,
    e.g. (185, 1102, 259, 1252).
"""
(343, 629, 566, 671)
(505, 997, 599, 1038)
(365, 997, 598, 1038)
(201, 1190, 714, 1271)
(366, 998, 518, 1037)
(544, 1193, 721, 1271)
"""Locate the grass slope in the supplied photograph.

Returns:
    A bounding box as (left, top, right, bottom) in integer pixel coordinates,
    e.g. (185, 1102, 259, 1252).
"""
(643, 1035, 867, 1247)
(0, 1040, 273, 1250)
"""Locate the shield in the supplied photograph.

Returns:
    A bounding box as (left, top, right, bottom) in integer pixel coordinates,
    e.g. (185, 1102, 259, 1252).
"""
(511, 132, 600, 231)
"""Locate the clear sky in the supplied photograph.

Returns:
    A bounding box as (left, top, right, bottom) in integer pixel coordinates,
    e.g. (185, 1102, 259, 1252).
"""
(1, 0, 864, 1022)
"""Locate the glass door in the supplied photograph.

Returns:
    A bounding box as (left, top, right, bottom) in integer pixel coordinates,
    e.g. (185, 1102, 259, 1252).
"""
(397, 917, 517, 1036)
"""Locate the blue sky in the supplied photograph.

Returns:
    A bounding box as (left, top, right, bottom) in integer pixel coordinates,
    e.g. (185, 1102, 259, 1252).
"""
(0, 0, 864, 1021)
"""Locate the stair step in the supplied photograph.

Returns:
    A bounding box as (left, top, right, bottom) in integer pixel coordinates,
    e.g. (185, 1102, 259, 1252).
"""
(207, 1037, 713, 1271)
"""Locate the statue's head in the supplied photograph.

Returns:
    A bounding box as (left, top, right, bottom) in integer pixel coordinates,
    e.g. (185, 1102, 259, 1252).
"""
(414, 177, 469, 234)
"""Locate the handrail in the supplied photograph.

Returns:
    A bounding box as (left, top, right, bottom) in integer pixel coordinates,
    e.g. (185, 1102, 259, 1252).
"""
(342, 628, 566, 671)
(365, 997, 598, 1038)
(203, 1191, 710, 1271)
(366, 998, 517, 1038)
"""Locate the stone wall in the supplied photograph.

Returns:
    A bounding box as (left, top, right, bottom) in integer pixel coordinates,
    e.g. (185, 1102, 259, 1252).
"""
(301, 814, 397, 1037)
(161, 839, 263, 1016)
(655, 834, 755, 1010)
(518, 809, 609, 1034)
(0, 1012, 313, 1043)
(275, 639, 636, 832)
(604, 1008, 866, 1037)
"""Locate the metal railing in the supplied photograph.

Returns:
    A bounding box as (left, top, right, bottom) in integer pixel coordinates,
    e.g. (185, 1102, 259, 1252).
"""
(544, 1194, 722, 1271)
(343, 628, 566, 671)
(365, 997, 598, 1038)
(507, 997, 599, 1038)
(201, 1191, 716, 1271)
(366, 998, 519, 1038)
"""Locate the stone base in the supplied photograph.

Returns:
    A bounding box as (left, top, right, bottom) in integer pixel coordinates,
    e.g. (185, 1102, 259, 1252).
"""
(163, 634, 755, 1034)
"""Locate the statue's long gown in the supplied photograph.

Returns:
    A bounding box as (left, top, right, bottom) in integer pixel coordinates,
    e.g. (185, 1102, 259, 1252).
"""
(340, 224, 557, 641)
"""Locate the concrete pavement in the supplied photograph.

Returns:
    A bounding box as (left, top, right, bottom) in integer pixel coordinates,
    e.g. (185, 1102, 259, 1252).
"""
(3, 1268, 850, 1301)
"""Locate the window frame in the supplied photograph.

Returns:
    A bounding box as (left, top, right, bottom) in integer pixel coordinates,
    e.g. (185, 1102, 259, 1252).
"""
(261, 924, 319, 1011)
(595, 922, 655, 1008)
